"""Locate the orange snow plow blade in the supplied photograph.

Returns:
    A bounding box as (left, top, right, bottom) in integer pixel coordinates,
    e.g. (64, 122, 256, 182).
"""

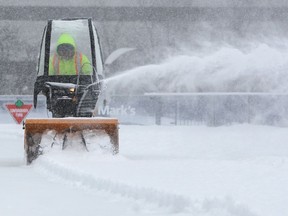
(24, 118, 119, 164)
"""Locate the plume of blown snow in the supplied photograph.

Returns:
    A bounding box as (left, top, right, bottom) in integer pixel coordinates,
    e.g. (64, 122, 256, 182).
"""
(106, 42, 288, 94)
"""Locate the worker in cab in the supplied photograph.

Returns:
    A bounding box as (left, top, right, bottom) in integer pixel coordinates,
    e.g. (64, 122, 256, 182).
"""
(49, 33, 92, 75)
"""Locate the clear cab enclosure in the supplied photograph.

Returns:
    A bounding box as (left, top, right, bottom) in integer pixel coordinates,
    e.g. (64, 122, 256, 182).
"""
(34, 18, 104, 108)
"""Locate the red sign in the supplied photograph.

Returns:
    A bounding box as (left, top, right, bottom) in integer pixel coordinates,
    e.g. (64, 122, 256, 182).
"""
(5, 100, 33, 124)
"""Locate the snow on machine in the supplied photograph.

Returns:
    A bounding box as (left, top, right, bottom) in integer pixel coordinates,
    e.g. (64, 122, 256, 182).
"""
(24, 18, 119, 164)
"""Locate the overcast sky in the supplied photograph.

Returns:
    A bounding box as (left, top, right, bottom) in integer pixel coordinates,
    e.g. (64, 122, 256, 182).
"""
(1, 0, 288, 7)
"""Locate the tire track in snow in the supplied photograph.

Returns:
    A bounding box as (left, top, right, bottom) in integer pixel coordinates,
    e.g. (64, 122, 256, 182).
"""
(34, 157, 190, 213)
(33, 157, 258, 216)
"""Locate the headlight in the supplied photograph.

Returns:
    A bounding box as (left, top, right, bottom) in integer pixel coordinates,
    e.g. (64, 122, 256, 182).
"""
(69, 88, 75, 93)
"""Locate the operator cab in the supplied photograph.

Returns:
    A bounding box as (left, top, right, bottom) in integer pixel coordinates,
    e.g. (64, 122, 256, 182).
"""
(34, 18, 104, 117)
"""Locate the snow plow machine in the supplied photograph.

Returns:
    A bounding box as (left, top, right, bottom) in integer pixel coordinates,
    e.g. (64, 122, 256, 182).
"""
(24, 18, 119, 164)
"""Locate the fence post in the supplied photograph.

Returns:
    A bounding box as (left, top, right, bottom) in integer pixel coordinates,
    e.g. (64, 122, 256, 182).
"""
(155, 97, 162, 125)
(174, 99, 179, 125)
(247, 95, 250, 123)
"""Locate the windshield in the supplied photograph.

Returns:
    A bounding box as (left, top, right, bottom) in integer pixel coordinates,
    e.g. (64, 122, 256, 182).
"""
(48, 19, 93, 76)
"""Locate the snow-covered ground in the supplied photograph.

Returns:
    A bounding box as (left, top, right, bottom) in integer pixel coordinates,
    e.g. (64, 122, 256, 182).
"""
(1, 39, 288, 215)
(0, 122, 287, 216)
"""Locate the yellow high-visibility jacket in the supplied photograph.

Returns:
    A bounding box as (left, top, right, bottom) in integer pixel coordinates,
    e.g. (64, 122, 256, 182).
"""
(49, 33, 92, 75)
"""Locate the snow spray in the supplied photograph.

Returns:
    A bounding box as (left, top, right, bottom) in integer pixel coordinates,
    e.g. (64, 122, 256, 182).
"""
(105, 43, 288, 94)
